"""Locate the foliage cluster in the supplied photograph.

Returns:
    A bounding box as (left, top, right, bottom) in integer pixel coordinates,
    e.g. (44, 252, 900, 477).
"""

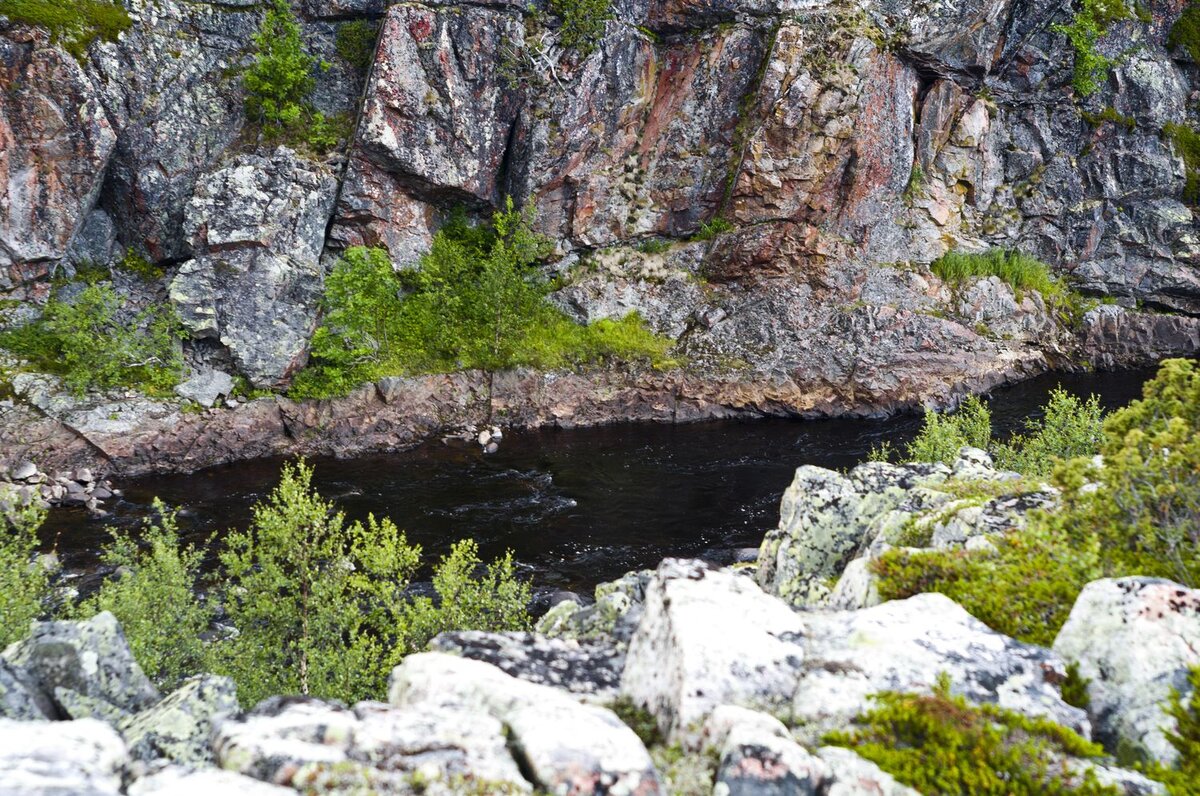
(70, 461, 531, 705)
(244, 0, 343, 154)
(1168, 2, 1200, 62)
(0, 284, 184, 397)
(116, 247, 163, 282)
(292, 202, 674, 399)
(547, 0, 611, 56)
(1052, 0, 1131, 97)
(874, 359, 1200, 648)
(0, 504, 50, 649)
(1142, 667, 1200, 795)
(335, 19, 378, 70)
(931, 249, 1094, 328)
(826, 674, 1116, 795)
(1164, 122, 1200, 206)
(692, 217, 734, 242)
(0, 0, 131, 59)
(932, 249, 1066, 302)
(76, 503, 211, 691)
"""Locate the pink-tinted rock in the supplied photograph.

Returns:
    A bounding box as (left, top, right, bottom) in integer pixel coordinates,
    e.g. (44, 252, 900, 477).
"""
(0, 25, 116, 297)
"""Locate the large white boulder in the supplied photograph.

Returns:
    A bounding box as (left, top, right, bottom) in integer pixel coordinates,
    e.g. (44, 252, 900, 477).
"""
(390, 652, 660, 794)
(1054, 577, 1200, 764)
(621, 559, 1088, 747)
(0, 718, 126, 796)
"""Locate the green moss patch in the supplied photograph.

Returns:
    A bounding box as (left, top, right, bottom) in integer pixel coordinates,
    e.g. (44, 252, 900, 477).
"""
(0, 0, 131, 59)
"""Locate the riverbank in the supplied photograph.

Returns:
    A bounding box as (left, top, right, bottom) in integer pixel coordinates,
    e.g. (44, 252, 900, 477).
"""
(3, 307, 1198, 478)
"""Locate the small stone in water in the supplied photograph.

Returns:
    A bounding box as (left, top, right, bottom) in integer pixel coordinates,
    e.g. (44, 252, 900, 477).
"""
(485, 441, 499, 454)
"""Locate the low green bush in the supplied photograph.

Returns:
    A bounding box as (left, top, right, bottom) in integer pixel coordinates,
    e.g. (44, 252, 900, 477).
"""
(692, 217, 734, 242)
(548, 0, 611, 56)
(875, 359, 1200, 646)
(1164, 123, 1200, 205)
(825, 674, 1117, 795)
(1, 0, 131, 59)
(0, 503, 50, 649)
(244, 0, 343, 155)
(335, 19, 378, 69)
(0, 284, 184, 397)
(1169, 2, 1200, 62)
(1052, 0, 1131, 97)
(905, 396, 992, 465)
(873, 520, 1101, 647)
(1142, 667, 1200, 795)
(993, 389, 1105, 477)
(76, 502, 212, 691)
(292, 202, 675, 399)
(212, 460, 531, 705)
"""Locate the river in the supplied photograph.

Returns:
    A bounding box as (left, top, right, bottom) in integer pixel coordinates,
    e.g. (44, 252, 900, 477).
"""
(40, 367, 1156, 602)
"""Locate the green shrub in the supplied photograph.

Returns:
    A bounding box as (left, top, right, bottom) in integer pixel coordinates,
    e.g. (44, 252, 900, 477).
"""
(401, 539, 531, 655)
(548, 0, 611, 55)
(213, 460, 422, 705)
(0, 284, 184, 397)
(0, 0, 131, 59)
(1169, 2, 1200, 62)
(244, 0, 342, 154)
(932, 249, 1067, 301)
(292, 203, 675, 399)
(876, 359, 1199, 646)
(993, 389, 1105, 477)
(0, 503, 50, 649)
(1065, 358, 1200, 587)
(76, 502, 212, 691)
(212, 460, 532, 705)
(1052, 0, 1131, 97)
(692, 217, 734, 241)
(1062, 662, 1092, 710)
(825, 674, 1117, 795)
(872, 519, 1101, 647)
(116, 247, 163, 282)
(335, 19, 378, 69)
(1142, 667, 1200, 795)
(905, 396, 992, 465)
(1164, 123, 1200, 205)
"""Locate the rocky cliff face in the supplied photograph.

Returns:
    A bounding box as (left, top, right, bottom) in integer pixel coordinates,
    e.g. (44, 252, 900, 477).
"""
(2, 0, 1200, 468)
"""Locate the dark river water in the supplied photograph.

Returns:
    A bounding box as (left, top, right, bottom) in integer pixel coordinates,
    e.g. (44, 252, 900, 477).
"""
(41, 368, 1156, 601)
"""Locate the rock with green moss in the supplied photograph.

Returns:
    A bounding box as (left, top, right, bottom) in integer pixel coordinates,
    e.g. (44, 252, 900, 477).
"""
(2, 611, 160, 718)
(758, 450, 1055, 608)
(119, 674, 239, 766)
(1053, 577, 1200, 766)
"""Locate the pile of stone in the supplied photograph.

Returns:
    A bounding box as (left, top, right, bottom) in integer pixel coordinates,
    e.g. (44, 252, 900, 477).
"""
(2, 451, 1196, 795)
(1, 461, 118, 516)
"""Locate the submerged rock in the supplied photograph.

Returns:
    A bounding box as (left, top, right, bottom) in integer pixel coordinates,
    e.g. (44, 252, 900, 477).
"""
(1054, 577, 1200, 765)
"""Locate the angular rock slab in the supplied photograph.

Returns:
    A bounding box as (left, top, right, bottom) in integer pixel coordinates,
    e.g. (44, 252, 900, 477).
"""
(2, 611, 159, 717)
(0, 658, 54, 720)
(795, 592, 1089, 738)
(429, 631, 624, 702)
(1054, 577, 1200, 765)
(120, 674, 240, 766)
(214, 695, 530, 793)
(0, 26, 116, 295)
(0, 718, 126, 796)
(620, 559, 808, 743)
(126, 766, 294, 796)
(705, 705, 829, 796)
(390, 652, 660, 794)
(621, 559, 1088, 747)
(170, 147, 338, 388)
(816, 746, 921, 796)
